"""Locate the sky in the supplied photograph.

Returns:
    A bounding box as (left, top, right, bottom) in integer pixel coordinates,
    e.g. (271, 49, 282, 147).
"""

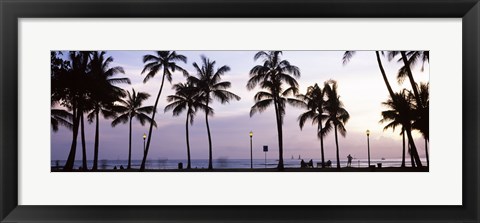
(51, 51, 429, 162)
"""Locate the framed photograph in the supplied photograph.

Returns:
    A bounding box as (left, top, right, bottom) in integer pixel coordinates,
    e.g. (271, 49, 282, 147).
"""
(1, 0, 479, 222)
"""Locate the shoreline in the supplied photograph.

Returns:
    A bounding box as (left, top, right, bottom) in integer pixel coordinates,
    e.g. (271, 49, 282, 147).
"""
(51, 166, 429, 172)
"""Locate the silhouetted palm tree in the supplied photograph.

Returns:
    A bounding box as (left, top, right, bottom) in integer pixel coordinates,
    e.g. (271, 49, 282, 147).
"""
(343, 51, 423, 167)
(247, 51, 302, 170)
(297, 83, 328, 167)
(379, 89, 415, 168)
(389, 51, 429, 167)
(112, 89, 156, 169)
(188, 56, 240, 170)
(56, 51, 92, 171)
(51, 51, 78, 170)
(88, 51, 130, 170)
(165, 82, 212, 169)
(412, 82, 429, 167)
(140, 51, 188, 171)
(322, 80, 349, 169)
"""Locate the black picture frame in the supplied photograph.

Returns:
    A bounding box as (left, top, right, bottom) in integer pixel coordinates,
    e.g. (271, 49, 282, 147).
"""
(1, 0, 479, 222)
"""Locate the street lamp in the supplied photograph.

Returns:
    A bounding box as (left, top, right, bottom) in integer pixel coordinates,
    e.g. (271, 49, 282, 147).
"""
(143, 133, 147, 156)
(249, 131, 253, 169)
(366, 129, 371, 167)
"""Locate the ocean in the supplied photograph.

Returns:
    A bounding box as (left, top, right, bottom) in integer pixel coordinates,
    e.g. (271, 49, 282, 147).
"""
(51, 158, 426, 170)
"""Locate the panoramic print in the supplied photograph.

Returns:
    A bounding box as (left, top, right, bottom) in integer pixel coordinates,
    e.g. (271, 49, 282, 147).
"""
(51, 51, 429, 172)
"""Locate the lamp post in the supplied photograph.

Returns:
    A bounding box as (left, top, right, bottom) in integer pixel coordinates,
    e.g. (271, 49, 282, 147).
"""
(366, 130, 371, 167)
(249, 131, 253, 169)
(143, 133, 147, 156)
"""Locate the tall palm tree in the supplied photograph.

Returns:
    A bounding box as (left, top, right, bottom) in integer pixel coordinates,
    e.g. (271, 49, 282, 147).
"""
(188, 56, 240, 170)
(87, 51, 131, 170)
(391, 51, 429, 167)
(140, 51, 188, 171)
(297, 83, 328, 168)
(247, 51, 302, 170)
(343, 51, 423, 167)
(412, 82, 429, 167)
(111, 89, 156, 169)
(59, 51, 92, 171)
(322, 80, 350, 169)
(379, 89, 415, 168)
(165, 82, 212, 169)
(51, 51, 77, 170)
(51, 52, 74, 133)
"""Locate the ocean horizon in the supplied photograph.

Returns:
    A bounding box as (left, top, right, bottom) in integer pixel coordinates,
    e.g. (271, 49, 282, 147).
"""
(51, 157, 427, 170)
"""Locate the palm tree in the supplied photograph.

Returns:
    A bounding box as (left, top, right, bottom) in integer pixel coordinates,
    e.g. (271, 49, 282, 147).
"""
(343, 51, 423, 167)
(87, 51, 131, 170)
(412, 82, 429, 167)
(297, 83, 328, 168)
(51, 51, 77, 170)
(390, 51, 429, 167)
(140, 51, 188, 171)
(322, 80, 350, 169)
(188, 56, 240, 170)
(165, 82, 212, 169)
(51, 53, 74, 133)
(57, 51, 92, 171)
(247, 51, 302, 170)
(111, 89, 156, 169)
(379, 89, 415, 168)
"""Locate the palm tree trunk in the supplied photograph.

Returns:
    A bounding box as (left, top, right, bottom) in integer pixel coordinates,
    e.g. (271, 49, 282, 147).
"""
(425, 138, 429, 167)
(186, 114, 191, 169)
(319, 122, 325, 168)
(64, 105, 79, 170)
(206, 99, 214, 170)
(92, 109, 100, 170)
(273, 98, 284, 170)
(80, 111, 88, 171)
(375, 51, 396, 97)
(334, 125, 340, 169)
(405, 128, 422, 167)
(409, 143, 415, 167)
(401, 128, 406, 167)
(140, 73, 166, 171)
(128, 115, 132, 169)
(400, 51, 422, 106)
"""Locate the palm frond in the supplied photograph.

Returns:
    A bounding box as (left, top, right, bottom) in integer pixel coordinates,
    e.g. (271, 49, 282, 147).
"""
(111, 113, 129, 127)
(137, 106, 155, 114)
(250, 99, 273, 117)
(342, 51, 356, 65)
(136, 112, 157, 128)
(298, 110, 316, 129)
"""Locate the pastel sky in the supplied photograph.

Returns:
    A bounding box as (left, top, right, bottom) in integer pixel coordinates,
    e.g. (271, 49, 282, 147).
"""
(51, 51, 429, 161)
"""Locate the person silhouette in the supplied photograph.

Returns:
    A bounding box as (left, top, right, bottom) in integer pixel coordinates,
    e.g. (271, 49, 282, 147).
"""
(347, 154, 353, 167)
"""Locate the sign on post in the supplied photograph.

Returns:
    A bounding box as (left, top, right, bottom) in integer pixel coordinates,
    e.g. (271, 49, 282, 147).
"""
(263, 145, 268, 168)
